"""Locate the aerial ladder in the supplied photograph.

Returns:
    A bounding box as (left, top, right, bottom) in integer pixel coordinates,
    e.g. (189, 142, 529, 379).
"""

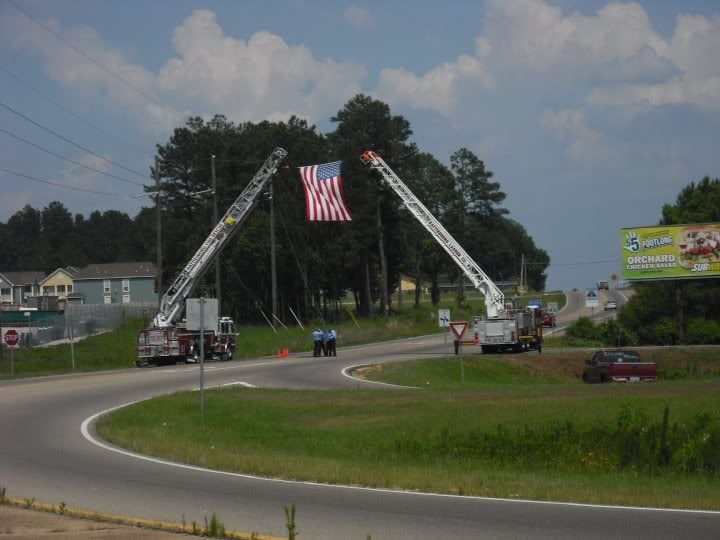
(137, 147, 287, 366)
(360, 150, 506, 318)
(360, 150, 541, 353)
(153, 147, 288, 327)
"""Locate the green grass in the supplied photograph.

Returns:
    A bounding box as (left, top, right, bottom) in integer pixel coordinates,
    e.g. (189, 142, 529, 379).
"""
(0, 317, 144, 378)
(98, 350, 720, 510)
(0, 289, 568, 378)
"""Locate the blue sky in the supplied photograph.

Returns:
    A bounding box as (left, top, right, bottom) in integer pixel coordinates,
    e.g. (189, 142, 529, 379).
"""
(1, 0, 719, 290)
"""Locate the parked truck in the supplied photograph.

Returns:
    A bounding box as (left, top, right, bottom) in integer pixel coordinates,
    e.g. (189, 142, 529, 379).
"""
(582, 349, 657, 383)
(360, 151, 542, 353)
(136, 148, 287, 366)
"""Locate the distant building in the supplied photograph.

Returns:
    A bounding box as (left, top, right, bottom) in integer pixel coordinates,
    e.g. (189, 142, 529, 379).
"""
(71, 262, 158, 305)
(0, 271, 45, 305)
(38, 266, 79, 301)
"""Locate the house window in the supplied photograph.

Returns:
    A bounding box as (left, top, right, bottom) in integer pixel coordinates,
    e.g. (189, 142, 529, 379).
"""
(24, 285, 32, 293)
(122, 294, 130, 304)
(68, 284, 73, 293)
(43, 286, 56, 295)
(57, 285, 66, 294)
(104, 295, 112, 304)
(1, 288, 10, 298)
(103, 280, 111, 293)
(122, 279, 130, 292)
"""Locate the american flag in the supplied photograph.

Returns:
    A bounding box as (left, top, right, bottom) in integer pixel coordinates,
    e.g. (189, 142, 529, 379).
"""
(298, 161, 352, 221)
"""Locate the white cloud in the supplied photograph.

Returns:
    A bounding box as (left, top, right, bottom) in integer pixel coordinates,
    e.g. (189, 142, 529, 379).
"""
(1, 9, 366, 131)
(343, 5, 371, 29)
(540, 108, 607, 161)
(376, 55, 492, 114)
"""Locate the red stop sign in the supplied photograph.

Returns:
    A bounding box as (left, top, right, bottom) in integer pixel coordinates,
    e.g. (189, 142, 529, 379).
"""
(4, 329, 19, 347)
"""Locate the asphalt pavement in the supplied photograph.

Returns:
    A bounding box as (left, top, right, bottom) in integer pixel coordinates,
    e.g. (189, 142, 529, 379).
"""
(1, 294, 718, 539)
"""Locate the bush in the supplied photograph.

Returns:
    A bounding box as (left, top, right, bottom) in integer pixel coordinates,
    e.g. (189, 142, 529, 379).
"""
(654, 317, 678, 345)
(684, 318, 720, 345)
(565, 317, 597, 341)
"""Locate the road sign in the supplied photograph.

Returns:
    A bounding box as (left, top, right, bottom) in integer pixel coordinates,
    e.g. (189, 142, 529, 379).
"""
(3, 329, 19, 348)
(438, 309, 450, 328)
(186, 298, 219, 331)
(547, 302, 559, 314)
(449, 321, 468, 340)
(585, 289, 599, 308)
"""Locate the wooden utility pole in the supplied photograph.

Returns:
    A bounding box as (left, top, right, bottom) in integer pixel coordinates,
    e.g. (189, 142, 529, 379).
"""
(377, 205, 389, 314)
(270, 179, 278, 321)
(155, 157, 162, 308)
(211, 155, 221, 314)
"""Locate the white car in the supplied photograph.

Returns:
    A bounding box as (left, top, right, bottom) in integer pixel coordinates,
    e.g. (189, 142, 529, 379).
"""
(604, 300, 617, 310)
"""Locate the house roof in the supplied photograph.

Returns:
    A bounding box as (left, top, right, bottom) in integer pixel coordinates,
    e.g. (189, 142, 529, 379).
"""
(39, 267, 79, 285)
(0, 271, 46, 285)
(74, 262, 157, 280)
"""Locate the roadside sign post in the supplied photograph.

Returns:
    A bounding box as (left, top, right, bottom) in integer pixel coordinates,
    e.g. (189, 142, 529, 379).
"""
(187, 298, 217, 416)
(438, 309, 450, 360)
(4, 329, 20, 376)
(585, 289, 599, 321)
(66, 316, 76, 372)
(449, 322, 468, 385)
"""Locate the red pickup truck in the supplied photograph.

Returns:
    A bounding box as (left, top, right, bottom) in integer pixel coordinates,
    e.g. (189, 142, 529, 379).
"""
(583, 349, 657, 383)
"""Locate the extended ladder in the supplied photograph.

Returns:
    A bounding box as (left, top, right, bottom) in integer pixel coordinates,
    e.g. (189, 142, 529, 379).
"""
(360, 150, 506, 318)
(154, 147, 288, 327)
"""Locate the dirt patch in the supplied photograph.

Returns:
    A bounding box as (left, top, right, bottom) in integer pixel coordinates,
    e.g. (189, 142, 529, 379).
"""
(0, 505, 184, 538)
(351, 364, 385, 380)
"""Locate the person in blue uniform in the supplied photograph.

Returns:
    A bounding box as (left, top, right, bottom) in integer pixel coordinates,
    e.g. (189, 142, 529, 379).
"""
(312, 329, 323, 357)
(326, 328, 337, 356)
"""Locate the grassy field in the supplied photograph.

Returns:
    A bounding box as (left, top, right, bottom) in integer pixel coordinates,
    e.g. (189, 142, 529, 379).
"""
(98, 350, 720, 510)
(0, 317, 145, 379)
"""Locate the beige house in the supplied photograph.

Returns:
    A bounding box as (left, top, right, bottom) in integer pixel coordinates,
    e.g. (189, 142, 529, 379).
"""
(39, 267, 79, 300)
(398, 275, 427, 294)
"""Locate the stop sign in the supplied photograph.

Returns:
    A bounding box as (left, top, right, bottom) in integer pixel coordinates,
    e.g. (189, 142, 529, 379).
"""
(4, 329, 19, 348)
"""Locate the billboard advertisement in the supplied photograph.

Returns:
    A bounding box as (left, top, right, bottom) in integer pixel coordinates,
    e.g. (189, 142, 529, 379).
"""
(622, 223, 720, 281)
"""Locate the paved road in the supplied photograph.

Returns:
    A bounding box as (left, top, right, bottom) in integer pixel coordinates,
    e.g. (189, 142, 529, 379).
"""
(1, 309, 718, 538)
(545, 289, 631, 336)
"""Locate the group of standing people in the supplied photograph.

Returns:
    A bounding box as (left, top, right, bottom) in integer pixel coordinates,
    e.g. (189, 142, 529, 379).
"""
(312, 328, 337, 357)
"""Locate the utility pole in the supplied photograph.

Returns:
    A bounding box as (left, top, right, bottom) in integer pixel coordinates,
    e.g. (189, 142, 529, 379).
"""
(211, 155, 221, 313)
(155, 157, 162, 309)
(270, 178, 278, 321)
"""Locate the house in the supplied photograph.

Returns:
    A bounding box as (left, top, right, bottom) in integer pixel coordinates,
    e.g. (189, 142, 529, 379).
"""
(0, 271, 45, 305)
(38, 266, 79, 301)
(71, 262, 158, 305)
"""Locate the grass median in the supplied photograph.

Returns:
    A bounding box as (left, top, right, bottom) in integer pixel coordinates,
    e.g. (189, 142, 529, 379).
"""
(98, 350, 720, 510)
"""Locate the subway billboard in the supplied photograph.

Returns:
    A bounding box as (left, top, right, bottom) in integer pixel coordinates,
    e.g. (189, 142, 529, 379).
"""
(622, 223, 720, 281)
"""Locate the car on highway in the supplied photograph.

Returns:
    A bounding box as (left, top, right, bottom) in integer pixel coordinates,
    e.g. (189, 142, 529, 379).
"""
(604, 300, 617, 310)
(583, 349, 657, 383)
(541, 313, 556, 327)
(597, 280, 609, 290)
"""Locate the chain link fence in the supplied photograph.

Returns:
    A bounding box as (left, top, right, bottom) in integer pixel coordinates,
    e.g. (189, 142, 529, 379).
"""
(2, 303, 156, 348)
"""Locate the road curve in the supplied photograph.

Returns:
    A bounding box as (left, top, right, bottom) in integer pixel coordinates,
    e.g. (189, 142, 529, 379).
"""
(1, 331, 718, 538)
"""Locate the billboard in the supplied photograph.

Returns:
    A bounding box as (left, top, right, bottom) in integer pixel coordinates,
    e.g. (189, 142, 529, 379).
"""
(621, 223, 720, 281)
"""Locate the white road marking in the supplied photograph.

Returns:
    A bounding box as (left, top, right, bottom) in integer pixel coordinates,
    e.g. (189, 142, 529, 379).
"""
(220, 381, 255, 388)
(340, 364, 419, 389)
(80, 398, 720, 515)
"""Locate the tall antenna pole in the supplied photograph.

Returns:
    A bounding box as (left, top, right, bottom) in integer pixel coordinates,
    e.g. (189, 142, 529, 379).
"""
(211, 154, 221, 314)
(155, 156, 162, 309)
(270, 178, 278, 322)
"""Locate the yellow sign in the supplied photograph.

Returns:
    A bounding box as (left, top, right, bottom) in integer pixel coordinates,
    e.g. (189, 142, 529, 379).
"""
(621, 223, 720, 280)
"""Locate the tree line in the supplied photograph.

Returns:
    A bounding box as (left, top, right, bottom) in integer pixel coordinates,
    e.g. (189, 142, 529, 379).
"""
(1, 94, 550, 323)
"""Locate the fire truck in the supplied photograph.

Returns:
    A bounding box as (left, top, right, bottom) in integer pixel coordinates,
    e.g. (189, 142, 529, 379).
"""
(360, 150, 542, 353)
(136, 148, 288, 366)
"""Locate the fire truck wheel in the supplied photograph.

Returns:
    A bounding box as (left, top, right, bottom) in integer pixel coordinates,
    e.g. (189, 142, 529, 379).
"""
(222, 348, 232, 361)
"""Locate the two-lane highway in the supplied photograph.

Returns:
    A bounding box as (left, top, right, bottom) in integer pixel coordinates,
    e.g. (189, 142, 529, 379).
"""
(1, 316, 718, 538)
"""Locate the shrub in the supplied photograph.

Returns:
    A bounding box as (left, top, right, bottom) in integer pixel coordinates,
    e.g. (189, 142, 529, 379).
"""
(684, 318, 720, 345)
(653, 317, 678, 346)
(565, 317, 597, 341)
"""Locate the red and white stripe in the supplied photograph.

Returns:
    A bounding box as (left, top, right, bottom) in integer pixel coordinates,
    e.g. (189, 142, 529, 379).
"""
(298, 165, 352, 221)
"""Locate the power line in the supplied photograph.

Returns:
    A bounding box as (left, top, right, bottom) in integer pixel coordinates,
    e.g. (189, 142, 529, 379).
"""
(5, 0, 169, 111)
(0, 100, 152, 181)
(0, 127, 145, 187)
(0, 166, 139, 196)
(0, 63, 152, 157)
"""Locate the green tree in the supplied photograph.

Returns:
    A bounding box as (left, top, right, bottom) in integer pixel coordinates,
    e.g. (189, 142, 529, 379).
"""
(328, 94, 414, 316)
(620, 177, 720, 343)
